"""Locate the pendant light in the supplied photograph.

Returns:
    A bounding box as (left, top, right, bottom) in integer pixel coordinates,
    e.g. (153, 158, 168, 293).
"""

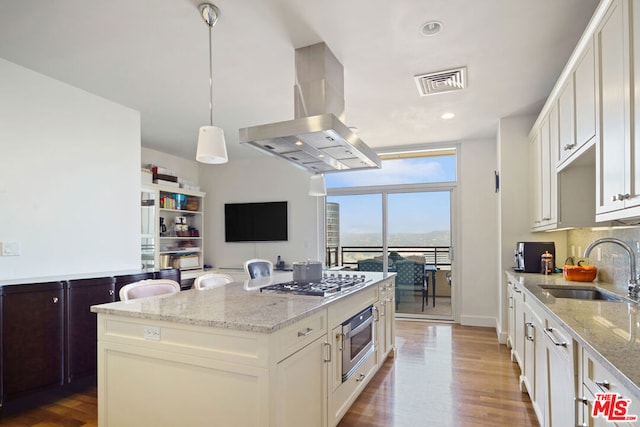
(196, 3, 228, 164)
(309, 173, 327, 196)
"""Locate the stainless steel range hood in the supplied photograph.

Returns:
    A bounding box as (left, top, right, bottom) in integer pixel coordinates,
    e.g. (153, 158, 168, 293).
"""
(239, 43, 381, 173)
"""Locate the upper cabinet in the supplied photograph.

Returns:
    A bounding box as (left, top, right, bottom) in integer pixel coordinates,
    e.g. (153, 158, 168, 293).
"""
(529, 0, 640, 228)
(595, 0, 640, 221)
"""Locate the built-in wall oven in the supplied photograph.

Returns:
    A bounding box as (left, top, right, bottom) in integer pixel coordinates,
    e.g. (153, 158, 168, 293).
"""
(341, 305, 374, 382)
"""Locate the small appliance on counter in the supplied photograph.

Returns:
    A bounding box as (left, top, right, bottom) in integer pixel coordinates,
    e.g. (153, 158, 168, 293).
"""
(292, 260, 323, 283)
(514, 241, 556, 273)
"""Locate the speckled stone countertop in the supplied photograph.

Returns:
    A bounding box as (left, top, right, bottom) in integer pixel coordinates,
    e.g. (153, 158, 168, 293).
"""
(91, 272, 391, 334)
(506, 270, 640, 398)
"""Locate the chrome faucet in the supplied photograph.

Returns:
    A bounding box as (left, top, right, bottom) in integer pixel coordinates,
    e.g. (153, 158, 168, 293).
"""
(584, 238, 639, 297)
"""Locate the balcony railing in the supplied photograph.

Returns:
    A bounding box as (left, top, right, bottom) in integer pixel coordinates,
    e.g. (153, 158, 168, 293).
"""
(333, 245, 452, 269)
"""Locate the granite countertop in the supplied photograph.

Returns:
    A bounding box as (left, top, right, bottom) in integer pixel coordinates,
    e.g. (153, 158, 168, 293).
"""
(91, 272, 392, 334)
(506, 270, 640, 398)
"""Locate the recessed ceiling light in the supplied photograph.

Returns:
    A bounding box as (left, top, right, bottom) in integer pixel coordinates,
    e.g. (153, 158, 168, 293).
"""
(295, 141, 303, 146)
(441, 112, 455, 120)
(420, 21, 443, 36)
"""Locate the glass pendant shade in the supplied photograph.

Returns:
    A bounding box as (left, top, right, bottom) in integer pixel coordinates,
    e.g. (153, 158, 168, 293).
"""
(309, 174, 327, 196)
(196, 125, 228, 164)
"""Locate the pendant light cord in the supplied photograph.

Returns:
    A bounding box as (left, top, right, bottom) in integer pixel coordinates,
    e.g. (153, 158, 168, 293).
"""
(208, 24, 213, 127)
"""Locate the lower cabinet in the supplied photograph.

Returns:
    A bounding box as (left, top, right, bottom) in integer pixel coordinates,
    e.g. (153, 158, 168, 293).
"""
(0, 269, 179, 409)
(66, 276, 116, 382)
(1, 281, 65, 401)
(511, 282, 577, 427)
(579, 347, 640, 426)
(276, 335, 329, 427)
(375, 280, 395, 362)
(544, 315, 575, 427)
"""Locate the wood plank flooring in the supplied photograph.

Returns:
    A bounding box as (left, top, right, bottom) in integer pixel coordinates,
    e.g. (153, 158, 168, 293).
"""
(337, 321, 538, 427)
(0, 321, 537, 427)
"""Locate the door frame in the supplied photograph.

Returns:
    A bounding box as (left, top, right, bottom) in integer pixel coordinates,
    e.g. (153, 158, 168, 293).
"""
(323, 182, 459, 322)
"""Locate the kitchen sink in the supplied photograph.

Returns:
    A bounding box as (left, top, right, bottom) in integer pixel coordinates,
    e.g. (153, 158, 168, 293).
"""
(539, 285, 633, 303)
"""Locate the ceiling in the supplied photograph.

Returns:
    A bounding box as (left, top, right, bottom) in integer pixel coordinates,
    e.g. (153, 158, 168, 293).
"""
(0, 0, 600, 162)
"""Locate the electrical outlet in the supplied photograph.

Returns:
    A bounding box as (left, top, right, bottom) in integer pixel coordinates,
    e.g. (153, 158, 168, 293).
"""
(143, 326, 161, 341)
(597, 247, 602, 262)
(571, 245, 576, 257)
(0, 241, 20, 256)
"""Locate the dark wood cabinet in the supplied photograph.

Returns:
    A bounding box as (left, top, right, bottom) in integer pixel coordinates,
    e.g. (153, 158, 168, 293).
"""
(114, 272, 154, 301)
(1, 281, 65, 401)
(155, 269, 182, 288)
(0, 269, 182, 408)
(66, 276, 115, 382)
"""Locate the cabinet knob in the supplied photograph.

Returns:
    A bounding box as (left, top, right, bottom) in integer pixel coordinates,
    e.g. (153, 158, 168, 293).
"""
(52, 297, 59, 304)
(563, 143, 576, 151)
(108, 289, 115, 296)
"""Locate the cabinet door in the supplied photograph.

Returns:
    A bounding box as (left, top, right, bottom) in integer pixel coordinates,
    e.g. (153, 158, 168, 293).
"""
(575, 40, 596, 149)
(384, 282, 395, 357)
(532, 304, 548, 426)
(531, 130, 543, 229)
(544, 321, 575, 427)
(155, 268, 181, 287)
(1, 282, 65, 400)
(558, 78, 576, 164)
(540, 116, 553, 225)
(507, 283, 515, 349)
(275, 336, 328, 427)
(513, 285, 525, 370)
(67, 277, 115, 382)
(114, 272, 154, 301)
(596, 0, 630, 215)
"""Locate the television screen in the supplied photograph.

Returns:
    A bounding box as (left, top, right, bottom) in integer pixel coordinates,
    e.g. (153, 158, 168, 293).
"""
(224, 201, 288, 242)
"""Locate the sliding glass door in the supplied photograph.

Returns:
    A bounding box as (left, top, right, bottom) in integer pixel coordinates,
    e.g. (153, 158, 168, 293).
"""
(326, 188, 454, 320)
(388, 191, 452, 319)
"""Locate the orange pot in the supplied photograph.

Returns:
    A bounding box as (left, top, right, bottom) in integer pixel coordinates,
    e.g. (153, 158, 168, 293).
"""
(562, 265, 597, 282)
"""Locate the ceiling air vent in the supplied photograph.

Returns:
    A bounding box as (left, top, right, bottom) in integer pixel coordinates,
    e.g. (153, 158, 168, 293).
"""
(414, 67, 467, 96)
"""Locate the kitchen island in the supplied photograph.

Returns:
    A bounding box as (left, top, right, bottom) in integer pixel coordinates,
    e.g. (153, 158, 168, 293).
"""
(91, 272, 395, 427)
(506, 271, 640, 425)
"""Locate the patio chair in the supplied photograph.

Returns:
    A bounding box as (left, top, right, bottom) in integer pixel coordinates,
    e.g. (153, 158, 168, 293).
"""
(357, 258, 384, 272)
(394, 259, 427, 311)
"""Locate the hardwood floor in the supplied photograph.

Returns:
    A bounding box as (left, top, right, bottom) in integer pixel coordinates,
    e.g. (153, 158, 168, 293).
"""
(0, 321, 537, 427)
(337, 321, 538, 427)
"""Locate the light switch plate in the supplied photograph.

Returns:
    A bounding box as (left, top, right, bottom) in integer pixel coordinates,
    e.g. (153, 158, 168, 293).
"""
(1, 241, 20, 256)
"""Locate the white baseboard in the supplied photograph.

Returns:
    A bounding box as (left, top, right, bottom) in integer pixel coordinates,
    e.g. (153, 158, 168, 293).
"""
(459, 315, 496, 328)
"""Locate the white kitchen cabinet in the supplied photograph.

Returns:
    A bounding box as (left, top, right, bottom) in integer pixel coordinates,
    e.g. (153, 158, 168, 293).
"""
(141, 183, 206, 279)
(575, 39, 596, 151)
(595, 0, 640, 220)
(543, 314, 576, 427)
(520, 295, 546, 419)
(506, 278, 525, 369)
(506, 279, 515, 349)
(558, 78, 576, 165)
(530, 127, 543, 230)
(579, 346, 640, 426)
(375, 279, 395, 362)
(557, 40, 596, 168)
(531, 301, 548, 425)
(276, 334, 329, 427)
(531, 113, 556, 230)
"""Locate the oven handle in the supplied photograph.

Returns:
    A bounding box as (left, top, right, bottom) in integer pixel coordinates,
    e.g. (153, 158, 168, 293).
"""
(344, 314, 374, 340)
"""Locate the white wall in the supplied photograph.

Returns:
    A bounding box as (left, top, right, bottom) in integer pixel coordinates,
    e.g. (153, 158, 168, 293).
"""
(199, 157, 322, 269)
(0, 58, 141, 280)
(457, 138, 500, 326)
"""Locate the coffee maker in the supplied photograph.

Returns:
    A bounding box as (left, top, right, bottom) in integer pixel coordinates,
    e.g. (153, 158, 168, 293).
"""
(514, 242, 556, 273)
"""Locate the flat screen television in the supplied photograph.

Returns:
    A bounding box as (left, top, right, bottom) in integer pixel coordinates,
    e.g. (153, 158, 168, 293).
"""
(224, 201, 288, 242)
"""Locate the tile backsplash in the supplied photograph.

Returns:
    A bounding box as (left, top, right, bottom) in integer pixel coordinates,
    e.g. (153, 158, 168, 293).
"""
(567, 227, 640, 290)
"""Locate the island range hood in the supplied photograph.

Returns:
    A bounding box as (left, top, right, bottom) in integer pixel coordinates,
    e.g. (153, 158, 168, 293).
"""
(239, 42, 381, 173)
